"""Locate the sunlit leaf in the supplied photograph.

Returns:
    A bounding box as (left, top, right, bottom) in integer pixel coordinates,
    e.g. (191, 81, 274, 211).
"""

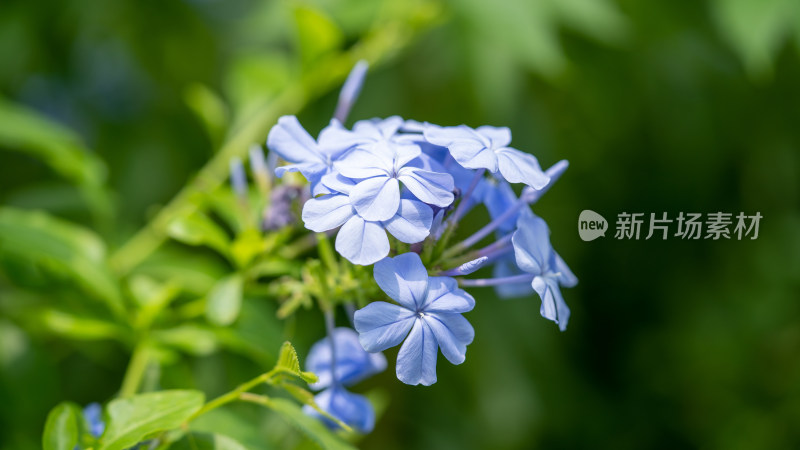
(42, 402, 81, 450)
(99, 390, 204, 450)
(205, 273, 244, 327)
(170, 432, 248, 450)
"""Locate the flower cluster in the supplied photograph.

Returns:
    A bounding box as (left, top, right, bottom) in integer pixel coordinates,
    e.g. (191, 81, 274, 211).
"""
(263, 60, 578, 431)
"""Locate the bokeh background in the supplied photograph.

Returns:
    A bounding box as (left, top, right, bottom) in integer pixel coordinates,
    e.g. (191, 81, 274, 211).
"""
(1, 0, 799, 449)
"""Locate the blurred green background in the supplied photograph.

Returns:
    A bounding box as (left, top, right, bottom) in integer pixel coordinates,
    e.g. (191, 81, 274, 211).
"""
(1, 0, 799, 449)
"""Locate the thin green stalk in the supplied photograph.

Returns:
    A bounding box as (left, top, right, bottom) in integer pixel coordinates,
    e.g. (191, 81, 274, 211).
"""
(119, 341, 151, 398)
(188, 370, 276, 421)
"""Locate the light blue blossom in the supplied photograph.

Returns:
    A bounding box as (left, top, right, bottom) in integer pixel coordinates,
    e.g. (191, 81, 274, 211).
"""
(303, 386, 375, 433)
(331, 120, 455, 221)
(512, 212, 578, 331)
(83, 403, 105, 438)
(266, 116, 363, 194)
(354, 253, 475, 386)
(334, 60, 369, 123)
(302, 174, 433, 265)
(423, 124, 550, 190)
(305, 327, 386, 390)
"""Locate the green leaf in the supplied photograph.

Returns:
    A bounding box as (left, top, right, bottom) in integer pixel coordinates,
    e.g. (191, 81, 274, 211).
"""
(266, 398, 356, 450)
(276, 341, 318, 384)
(205, 273, 244, 327)
(0, 97, 111, 220)
(38, 309, 125, 341)
(170, 432, 248, 450)
(167, 212, 231, 255)
(153, 324, 220, 356)
(183, 83, 229, 145)
(230, 228, 264, 268)
(711, 0, 799, 77)
(42, 402, 80, 450)
(99, 390, 204, 450)
(0, 207, 124, 316)
(294, 6, 345, 65)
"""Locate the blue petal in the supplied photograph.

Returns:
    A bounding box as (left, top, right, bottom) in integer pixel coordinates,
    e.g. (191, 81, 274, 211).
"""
(476, 125, 512, 148)
(354, 302, 415, 352)
(554, 251, 578, 288)
(335, 216, 390, 265)
(317, 119, 370, 158)
(267, 115, 322, 164)
(532, 276, 570, 331)
(395, 318, 438, 386)
(512, 213, 552, 275)
(495, 148, 550, 189)
(373, 253, 428, 310)
(422, 277, 475, 313)
(301, 194, 354, 232)
(383, 199, 433, 244)
(424, 312, 474, 365)
(306, 328, 386, 390)
(334, 148, 392, 179)
(483, 179, 519, 233)
(424, 125, 498, 171)
(319, 172, 356, 195)
(492, 255, 534, 298)
(82, 403, 105, 438)
(303, 387, 375, 433)
(349, 176, 400, 221)
(397, 167, 455, 207)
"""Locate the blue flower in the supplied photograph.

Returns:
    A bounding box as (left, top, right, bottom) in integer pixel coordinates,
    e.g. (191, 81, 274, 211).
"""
(354, 253, 475, 386)
(266, 116, 363, 195)
(305, 327, 387, 390)
(83, 402, 105, 438)
(423, 124, 550, 190)
(512, 212, 578, 331)
(331, 118, 455, 221)
(482, 177, 520, 234)
(301, 174, 433, 265)
(303, 386, 375, 433)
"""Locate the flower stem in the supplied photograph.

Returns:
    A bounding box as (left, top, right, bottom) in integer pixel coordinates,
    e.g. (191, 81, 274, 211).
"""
(458, 273, 534, 287)
(448, 168, 485, 225)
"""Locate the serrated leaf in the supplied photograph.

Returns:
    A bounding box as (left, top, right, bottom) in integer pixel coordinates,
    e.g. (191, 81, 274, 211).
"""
(276, 341, 318, 383)
(42, 402, 80, 450)
(205, 274, 244, 327)
(266, 398, 356, 450)
(99, 390, 204, 450)
(277, 341, 302, 374)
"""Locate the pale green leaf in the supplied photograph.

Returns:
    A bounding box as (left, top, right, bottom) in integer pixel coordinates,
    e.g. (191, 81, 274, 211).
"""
(99, 390, 204, 450)
(169, 432, 248, 450)
(42, 402, 80, 450)
(205, 273, 244, 327)
(153, 324, 220, 356)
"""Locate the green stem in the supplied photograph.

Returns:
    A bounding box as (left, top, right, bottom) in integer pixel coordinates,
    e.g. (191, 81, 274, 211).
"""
(188, 370, 276, 421)
(119, 342, 151, 398)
